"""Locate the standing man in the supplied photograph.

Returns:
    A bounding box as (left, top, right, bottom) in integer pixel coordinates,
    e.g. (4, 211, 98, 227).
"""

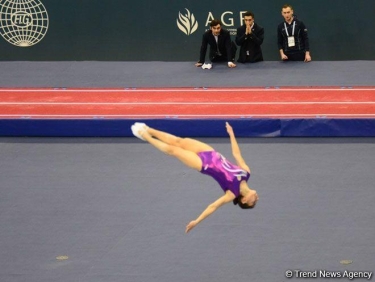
(277, 4, 311, 62)
(195, 19, 237, 68)
(236, 11, 264, 63)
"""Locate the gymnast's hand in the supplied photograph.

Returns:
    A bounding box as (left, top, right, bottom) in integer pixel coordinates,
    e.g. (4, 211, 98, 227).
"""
(225, 122, 234, 136)
(186, 220, 198, 233)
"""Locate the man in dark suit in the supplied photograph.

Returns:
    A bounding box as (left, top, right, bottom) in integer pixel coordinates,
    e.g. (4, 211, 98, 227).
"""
(235, 11, 264, 63)
(195, 19, 237, 68)
(278, 4, 311, 62)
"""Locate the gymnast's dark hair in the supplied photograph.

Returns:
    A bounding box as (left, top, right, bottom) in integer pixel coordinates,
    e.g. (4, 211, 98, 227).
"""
(233, 196, 255, 209)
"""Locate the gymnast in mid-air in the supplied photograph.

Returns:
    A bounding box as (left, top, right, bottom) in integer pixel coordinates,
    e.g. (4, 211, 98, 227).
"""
(131, 122, 259, 233)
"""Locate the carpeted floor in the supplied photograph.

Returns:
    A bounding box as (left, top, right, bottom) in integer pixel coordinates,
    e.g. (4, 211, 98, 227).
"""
(0, 137, 374, 282)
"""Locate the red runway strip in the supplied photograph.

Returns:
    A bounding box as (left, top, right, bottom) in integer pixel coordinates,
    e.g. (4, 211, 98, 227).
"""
(0, 88, 375, 118)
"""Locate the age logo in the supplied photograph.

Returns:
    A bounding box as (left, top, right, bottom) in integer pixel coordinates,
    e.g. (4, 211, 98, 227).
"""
(0, 0, 49, 47)
(176, 8, 198, 36)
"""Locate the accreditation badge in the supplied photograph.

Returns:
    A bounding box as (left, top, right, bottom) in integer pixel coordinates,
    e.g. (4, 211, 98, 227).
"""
(288, 36, 295, 47)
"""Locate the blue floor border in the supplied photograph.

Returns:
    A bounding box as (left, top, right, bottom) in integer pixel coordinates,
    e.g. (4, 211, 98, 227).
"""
(1, 118, 375, 137)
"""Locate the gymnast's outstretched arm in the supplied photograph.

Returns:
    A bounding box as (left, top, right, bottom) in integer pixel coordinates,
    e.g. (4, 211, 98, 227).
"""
(225, 122, 250, 173)
(185, 190, 235, 233)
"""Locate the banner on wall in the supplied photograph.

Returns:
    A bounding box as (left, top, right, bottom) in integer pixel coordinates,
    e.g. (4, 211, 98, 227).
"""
(0, 1, 374, 61)
(176, 8, 248, 37)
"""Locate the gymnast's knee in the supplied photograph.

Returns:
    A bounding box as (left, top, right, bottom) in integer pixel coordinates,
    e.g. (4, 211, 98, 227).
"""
(172, 137, 184, 147)
(164, 144, 178, 156)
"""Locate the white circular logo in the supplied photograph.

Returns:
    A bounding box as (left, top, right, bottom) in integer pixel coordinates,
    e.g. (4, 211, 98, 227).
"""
(0, 0, 49, 47)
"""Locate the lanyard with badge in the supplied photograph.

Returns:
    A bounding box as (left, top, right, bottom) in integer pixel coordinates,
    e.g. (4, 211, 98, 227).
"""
(284, 21, 296, 47)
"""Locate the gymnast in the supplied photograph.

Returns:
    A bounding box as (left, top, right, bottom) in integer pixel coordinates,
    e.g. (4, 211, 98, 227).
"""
(131, 122, 259, 233)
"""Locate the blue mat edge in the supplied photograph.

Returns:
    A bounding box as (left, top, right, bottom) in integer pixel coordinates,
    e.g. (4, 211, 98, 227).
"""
(1, 118, 375, 137)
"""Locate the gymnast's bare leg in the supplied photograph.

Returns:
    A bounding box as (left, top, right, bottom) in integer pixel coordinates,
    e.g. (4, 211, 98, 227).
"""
(139, 127, 213, 171)
(146, 127, 214, 153)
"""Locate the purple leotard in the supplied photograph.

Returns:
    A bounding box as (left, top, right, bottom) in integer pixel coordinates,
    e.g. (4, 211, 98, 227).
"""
(197, 151, 250, 197)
